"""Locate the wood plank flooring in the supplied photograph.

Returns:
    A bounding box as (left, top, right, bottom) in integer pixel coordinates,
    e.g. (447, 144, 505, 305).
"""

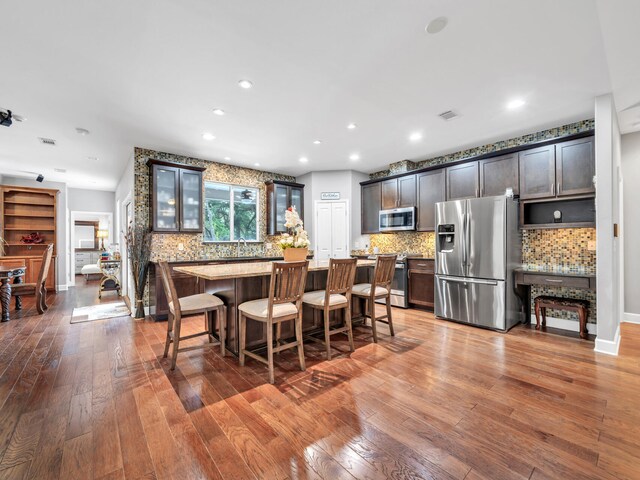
(0, 282, 639, 479)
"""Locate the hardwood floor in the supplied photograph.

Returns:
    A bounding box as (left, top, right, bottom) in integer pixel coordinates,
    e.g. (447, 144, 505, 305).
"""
(0, 283, 639, 480)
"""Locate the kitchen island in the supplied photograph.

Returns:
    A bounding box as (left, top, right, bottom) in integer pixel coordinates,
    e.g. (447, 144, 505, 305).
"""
(175, 259, 376, 356)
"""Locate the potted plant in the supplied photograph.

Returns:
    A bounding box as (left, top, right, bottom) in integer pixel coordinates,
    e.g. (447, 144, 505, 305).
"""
(279, 206, 310, 262)
(124, 224, 152, 319)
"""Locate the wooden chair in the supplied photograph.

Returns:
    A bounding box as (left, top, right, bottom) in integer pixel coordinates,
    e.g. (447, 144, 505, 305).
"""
(352, 254, 397, 343)
(302, 257, 357, 360)
(158, 261, 226, 370)
(12, 244, 53, 314)
(238, 260, 309, 384)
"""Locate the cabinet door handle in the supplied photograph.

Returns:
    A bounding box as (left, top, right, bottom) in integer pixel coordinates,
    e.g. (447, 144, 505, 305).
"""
(551, 182, 555, 196)
(557, 182, 561, 195)
(476, 187, 479, 197)
(544, 278, 563, 283)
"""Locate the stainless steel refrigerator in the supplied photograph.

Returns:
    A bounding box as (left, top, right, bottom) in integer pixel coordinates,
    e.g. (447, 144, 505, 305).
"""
(434, 195, 522, 331)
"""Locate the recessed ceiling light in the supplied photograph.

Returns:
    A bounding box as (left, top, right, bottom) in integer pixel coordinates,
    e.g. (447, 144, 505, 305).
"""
(299, 157, 309, 163)
(409, 132, 423, 142)
(507, 98, 526, 110)
(212, 108, 225, 116)
(313, 140, 322, 145)
(347, 123, 357, 130)
(254, 163, 260, 167)
(224, 156, 231, 161)
(238, 79, 253, 89)
(425, 17, 448, 34)
(349, 153, 360, 161)
(202, 132, 216, 141)
(75, 127, 90, 136)
(54, 168, 66, 173)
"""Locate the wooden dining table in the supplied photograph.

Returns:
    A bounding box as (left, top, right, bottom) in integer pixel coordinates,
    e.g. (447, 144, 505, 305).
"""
(0, 265, 26, 322)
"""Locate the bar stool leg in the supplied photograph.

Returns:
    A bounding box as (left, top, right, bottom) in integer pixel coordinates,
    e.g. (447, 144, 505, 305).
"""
(295, 312, 306, 372)
(345, 302, 355, 352)
(386, 296, 394, 336)
(324, 308, 332, 360)
(163, 312, 173, 358)
(579, 306, 588, 339)
(239, 313, 246, 366)
(266, 319, 275, 384)
(171, 316, 182, 371)
(534, 300, 541, 330)
(370, 295, 378, 343)
(219, 306, 226, 356)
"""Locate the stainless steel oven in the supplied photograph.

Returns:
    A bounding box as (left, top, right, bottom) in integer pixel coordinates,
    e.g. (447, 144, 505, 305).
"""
(368, 255, 419, 308)
(379, 207, 416, 232)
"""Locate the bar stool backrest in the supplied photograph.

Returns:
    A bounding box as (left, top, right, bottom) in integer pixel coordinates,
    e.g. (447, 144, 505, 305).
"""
(158, 260, 182, 319)
(37, 244, 54, 289)
(325, 258, 358, 297)
(373, 255, 397, 291)
(268, 261, 309, 311)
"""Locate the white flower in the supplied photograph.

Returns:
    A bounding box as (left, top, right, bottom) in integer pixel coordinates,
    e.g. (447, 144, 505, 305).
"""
(279, 206, 309, 249)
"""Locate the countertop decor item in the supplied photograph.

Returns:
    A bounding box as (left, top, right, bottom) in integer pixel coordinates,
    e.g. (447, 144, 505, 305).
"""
(125, 224, 152, 319)
(278, 206, 310, 262)
(20, 232, 44, 244)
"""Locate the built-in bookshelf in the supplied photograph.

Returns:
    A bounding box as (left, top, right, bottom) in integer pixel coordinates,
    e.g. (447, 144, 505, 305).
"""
(1, 185, 58, 257)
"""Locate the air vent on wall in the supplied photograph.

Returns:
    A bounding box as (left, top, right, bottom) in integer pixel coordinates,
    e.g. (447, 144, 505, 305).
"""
(438, 110, 458, 121)
(38, 137, 56, 146)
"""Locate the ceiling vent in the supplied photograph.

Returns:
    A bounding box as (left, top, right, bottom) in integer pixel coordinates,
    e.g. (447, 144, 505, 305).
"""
(38, 137, 56, 146)
(438, 110, 458, 121)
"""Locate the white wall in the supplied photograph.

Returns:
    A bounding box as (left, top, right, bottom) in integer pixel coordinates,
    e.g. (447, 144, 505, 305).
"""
(68, 188, 115, 213)
(296, 170, 370, 252)
(2, 176, 68, 289)
(621, 131, 640, 318)
(114, 154, 135, 298)
(594, 94, 623, 355)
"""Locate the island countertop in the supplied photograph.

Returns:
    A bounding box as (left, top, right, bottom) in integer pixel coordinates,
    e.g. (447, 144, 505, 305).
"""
(174, 258, 376, 280)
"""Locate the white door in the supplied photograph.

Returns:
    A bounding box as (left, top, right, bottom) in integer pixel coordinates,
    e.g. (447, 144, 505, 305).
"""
(315, 201, 349, 259)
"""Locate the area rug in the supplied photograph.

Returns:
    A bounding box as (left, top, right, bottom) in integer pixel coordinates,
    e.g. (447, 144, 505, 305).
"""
(71, 301, 131, 324)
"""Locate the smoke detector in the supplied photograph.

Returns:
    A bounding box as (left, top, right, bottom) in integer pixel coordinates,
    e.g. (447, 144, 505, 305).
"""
(438, 110, 459, 121)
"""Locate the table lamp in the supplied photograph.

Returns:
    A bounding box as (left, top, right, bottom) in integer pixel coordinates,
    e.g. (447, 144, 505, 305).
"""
(96, 229, 109, 250)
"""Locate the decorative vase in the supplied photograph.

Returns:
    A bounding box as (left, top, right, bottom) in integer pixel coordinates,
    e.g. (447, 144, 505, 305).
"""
(283, 247, 308, 262)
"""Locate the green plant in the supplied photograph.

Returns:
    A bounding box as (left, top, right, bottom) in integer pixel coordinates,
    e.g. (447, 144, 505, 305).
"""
(124, 224, 152, 319)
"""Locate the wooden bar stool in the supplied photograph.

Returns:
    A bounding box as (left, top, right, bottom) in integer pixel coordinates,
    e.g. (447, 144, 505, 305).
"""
(238, 260, 309, 384)
(534, 295, 590, 339)
(352, 254, 397, 343)
(302, 257, 357, 360)
(158, 261, 226, 370)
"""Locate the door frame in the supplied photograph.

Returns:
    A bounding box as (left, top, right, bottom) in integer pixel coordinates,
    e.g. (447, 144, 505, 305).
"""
(69, 210, 114, 287)
(313, 199, 350, 259)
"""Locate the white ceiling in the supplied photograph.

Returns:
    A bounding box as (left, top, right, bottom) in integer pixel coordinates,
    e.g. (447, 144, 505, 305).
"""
(0, 0, 637, 190)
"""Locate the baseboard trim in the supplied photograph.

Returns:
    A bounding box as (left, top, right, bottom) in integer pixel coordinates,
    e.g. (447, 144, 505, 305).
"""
(56, 284, 68, 292)
(529, 314, 597, 335)
(623, 312, 640, 324)
(594, 325, 621, 356)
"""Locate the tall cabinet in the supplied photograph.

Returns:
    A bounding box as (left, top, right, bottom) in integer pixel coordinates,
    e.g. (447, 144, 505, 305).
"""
(266, 180, 305, 235)
(0, 185, 58, 289)
(147, 160, 205, 232)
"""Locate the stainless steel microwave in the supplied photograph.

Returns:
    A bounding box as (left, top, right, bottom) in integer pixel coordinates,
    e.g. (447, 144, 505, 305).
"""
(379, 207, 416, 232)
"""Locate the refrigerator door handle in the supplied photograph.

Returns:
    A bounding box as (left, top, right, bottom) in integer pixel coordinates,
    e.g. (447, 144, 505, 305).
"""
(438, 275, 499, 286)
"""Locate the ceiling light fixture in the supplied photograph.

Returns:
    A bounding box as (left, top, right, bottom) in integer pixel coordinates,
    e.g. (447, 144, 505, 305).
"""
(213, 108, 225, 116)
(313, 140, 322, 145)
(75, 127, 90, 136)
(347, 123, 357, 130)
(349, 153, 360, 161)
(409, 132, 423, 142)
(238, 79, 253, 89)
(299, 157, 309, 163)
(202, 132, 216, 141)
(507, 98, 526, 110)
(426, 17, 448, 34)
(224, 156, 231, 161)
(254, 162, 260, 167)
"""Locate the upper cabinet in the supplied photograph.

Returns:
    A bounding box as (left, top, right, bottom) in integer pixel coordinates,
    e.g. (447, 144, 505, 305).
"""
(148, 159, 205, 233)
(381, 175, 416, 210)
(416, 170, 445, 231)
(479, 153, 519, 197)
(519, 136, 594, 200)
(266, 180, 305, 235)
(361, 182, 382, 234)
(555, 137, 595, 197)
(446, 162, 479, 200)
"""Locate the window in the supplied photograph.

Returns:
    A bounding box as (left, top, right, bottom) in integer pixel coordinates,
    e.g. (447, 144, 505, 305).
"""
(204, 182, 259, 242)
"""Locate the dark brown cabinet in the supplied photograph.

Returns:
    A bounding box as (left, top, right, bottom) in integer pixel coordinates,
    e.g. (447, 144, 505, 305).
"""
(446, 162, 479, 200)
(407, 259, 435, 308)
(266, 180, 305, 235)
(479, 153, 519, 197)
(381, 175, 416, 209)
(519, 145, 556, 200)
(416, 170, 445, 231)
(556, 137, 595, 197)
(148, 159, 205, 232)
(361, 182, 382, 234)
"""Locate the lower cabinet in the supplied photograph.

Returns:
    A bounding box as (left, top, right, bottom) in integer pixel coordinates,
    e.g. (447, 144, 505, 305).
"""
(407, 259, 435, 308)
(0, 255, 56, 290)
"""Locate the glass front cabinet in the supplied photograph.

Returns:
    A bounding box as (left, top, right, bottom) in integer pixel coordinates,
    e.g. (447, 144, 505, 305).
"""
(266, 180, 305, 235)
(148, 159, 205, 232)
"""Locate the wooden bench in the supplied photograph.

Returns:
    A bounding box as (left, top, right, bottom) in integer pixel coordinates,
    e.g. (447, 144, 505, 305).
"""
(534, 295, 589, 339)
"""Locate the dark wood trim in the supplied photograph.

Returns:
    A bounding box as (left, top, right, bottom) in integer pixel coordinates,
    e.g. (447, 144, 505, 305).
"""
(520, 222, 595, 230)
(360, 130, 595, 186)
(146, 158, 207, 172)
(265, 179, 305, 188)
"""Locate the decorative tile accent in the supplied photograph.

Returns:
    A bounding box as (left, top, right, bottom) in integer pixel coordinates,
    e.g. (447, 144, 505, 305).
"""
(357, 232, 436, 258)
(522, 228, 596, 273)
(369, 119, 595, 180)
(388, 160, 418, 175)
(134, 148, 296, 306)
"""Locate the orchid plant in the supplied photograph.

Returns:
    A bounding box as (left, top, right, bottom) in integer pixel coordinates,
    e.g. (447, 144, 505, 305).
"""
(278, 206, 310, 250)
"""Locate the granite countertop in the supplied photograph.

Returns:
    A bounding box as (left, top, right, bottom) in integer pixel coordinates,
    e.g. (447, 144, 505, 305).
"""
(152, 255, 306, 264)
(175, 259, 376, 280)
(515, 265, 596, 277)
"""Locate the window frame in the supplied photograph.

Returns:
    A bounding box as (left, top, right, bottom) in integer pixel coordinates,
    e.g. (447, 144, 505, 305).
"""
(203, 181, 260, 243)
